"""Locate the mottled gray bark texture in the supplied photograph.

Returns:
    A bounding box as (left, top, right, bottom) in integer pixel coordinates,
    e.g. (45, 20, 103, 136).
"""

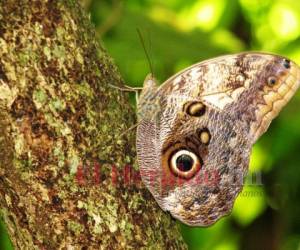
(0, 1, 187, 249)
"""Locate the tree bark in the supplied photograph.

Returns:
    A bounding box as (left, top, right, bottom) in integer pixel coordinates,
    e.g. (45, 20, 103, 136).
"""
(0, 1, 187, 249)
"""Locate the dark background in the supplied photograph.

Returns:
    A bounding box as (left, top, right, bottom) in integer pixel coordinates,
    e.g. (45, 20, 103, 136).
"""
(2, 0, 300, 249)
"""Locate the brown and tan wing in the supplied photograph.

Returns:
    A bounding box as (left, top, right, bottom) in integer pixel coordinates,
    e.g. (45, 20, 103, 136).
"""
(137, 52, 300, 226)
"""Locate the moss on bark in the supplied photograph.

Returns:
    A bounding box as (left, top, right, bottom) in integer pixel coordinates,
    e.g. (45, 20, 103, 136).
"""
(0, 0, 187, 249)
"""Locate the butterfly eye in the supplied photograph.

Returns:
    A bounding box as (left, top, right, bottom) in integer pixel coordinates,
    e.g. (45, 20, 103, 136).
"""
(267, 76, 277, 86)
(169, 150, 201, 179)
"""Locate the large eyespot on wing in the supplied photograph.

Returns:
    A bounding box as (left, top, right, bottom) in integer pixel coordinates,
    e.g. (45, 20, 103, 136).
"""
(169, 149, 202, 179)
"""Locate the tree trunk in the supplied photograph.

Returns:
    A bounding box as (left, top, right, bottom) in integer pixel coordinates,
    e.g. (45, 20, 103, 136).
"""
(0, 1, 187, 249)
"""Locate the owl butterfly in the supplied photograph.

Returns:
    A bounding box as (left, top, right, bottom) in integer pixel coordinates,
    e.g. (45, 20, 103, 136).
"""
(136, 52, 300, 226)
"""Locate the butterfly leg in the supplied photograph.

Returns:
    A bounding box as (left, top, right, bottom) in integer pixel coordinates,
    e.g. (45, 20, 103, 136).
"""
(108, 83, 143, 92)
(108, 83, 142, 105)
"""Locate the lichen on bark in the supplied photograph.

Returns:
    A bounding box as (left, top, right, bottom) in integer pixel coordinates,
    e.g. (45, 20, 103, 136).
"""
(0, 0, 187, 249)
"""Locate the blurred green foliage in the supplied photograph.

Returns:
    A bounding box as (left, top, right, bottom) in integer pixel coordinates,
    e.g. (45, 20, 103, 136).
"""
(2, 0, 300, 249)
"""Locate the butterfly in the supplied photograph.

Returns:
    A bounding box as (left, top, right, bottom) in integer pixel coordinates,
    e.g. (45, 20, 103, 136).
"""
(136, 52, 300, 226)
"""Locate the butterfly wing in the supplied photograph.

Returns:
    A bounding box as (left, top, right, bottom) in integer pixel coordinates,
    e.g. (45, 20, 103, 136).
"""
(137, 52, 300, 226)
(137, 91, 251, 226)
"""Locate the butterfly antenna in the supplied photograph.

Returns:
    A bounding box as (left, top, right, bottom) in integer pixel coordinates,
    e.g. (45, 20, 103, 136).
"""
(137, 28, 154, 76)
